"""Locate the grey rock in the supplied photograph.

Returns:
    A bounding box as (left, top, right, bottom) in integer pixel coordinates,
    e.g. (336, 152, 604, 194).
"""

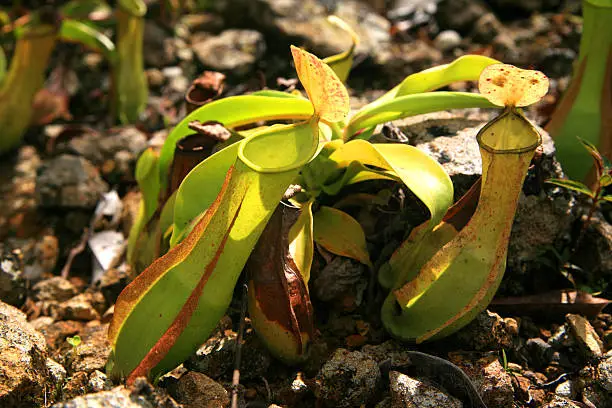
(52, 378, 180, 408)
(36, 155, 109, 209)
(0, 248, 27, 307)
(436, 0, 490, 33)
(185, 330, 271, 381)
(192, 29, 265, 76)
(168, 371, 229, 408)
(361, 341, 412, 368)
(88, 370, 112, 393)
(471, 13, 504, 44)
(176, 13, 224, 37)
(55, 126, 148, 183)
(379, 40, 442, 84)
(0, 301, 51, 407)
(389, 371, 462, 408)
(314, 349, 380, 408)
(33, 277, 77, 302)
(554, 380, 576, 399)
(312, 256, 368, 305)
(144, 21, 176, 67)
(597, 355, 612, 391)
(526, 338, 554, 369)
(543, 395, 581, 408)
(434, 30, 462, 51)
(214, 0, 390, 65)
(566, 314, 604, 358)
(581, 385, 610, 408)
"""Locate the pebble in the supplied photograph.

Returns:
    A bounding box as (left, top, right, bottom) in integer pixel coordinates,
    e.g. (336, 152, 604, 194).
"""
(434, 30, 462, 51)
(192, 29, 265, 76)
(566, 314, 604, 358)
(389, 371, 463, 408)
(168, 371, 229, 408)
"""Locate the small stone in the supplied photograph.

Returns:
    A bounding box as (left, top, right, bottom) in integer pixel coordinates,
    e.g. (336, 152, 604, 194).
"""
(314, 349, 380, 408)
(543, 395, 581, 408)
(36, 155, 109, 209)
(46, 358, 67, 384)
(53, 292, 106, 322)
(471, 12, 504, 43)
(434, 30, 462, 51)
(526, 338, 554, 369)
(554, 380, 576, 399)
(62, 371, 89, 400)
(448, 352, 513, 408)
(596, 355, 612, 391)
(0, 301, 52, 407)
(33, 276, 77, 302)
(146, 69, 165, 88)
(88, 370, 112, 393)
(168, 371, 229, 408)
(450, 310, 515, 351)
(192, 29, 265, 76)
(389, 371, 463, 408)
(312, 257, 368, 309)
(0, 249, 27, 307)
(566, 314, 604, 357)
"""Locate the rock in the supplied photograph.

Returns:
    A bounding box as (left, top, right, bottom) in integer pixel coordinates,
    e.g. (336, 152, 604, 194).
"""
(554, 379, 576, 399)
(389, 371, 463, 408)
(596, 354, 612, 391)
(312, 256, 368, 309)
(436, 0, 490, 33)
(572, 216, 612, 286)
(55, 126, 148, 183)
(214, 0, 390, 65)
(2, 235, 59, 281)
(361, 341, 412, 368)
(471, 12, 505, 44)
(144, 21, 176, 67)
(543, 395, 581, 408)
(168, 371, 229, 408)
(566, 314, 604, 358)
(88, 370, 112, 393)
(63, 323, 111, 374)
(434, 30, 462, 51)
(192, 29, 265, 76)
(379, 41, 442, 84)
(448, 352, 513, 408)
(314, 349, 380, 408)
(52, 377, 180, 408)
(53, 292, 106, 322)
(525, 338, 554, 369)
(96, 265, 130, 305)
(538, 48, 576, 79)
(0, 301, 51, 407)
(450, 310, 516, 351)
(185, 329, 271, 381)
(36, 155, 109, 209)
(0, 247, 27, 307)
(36, 319, 84, 352)
(62, 371, 89, 400)
(33, 276, 77, 302)
(176, 13, 224, 37)
(47, 358, 67, 384)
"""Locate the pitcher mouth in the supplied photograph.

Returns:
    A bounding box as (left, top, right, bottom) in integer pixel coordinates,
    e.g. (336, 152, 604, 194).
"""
(477, 108, 542, 154)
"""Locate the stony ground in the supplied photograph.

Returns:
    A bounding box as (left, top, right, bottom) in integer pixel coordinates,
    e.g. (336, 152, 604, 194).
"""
(1, 0, 612, 407)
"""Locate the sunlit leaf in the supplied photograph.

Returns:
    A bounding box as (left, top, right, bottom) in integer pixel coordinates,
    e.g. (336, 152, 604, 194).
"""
(288, 199, 315, 284)
(313, 206, 372, 267)
(478, 64, 549, 107)
(323, 15, 359, 83)
(59, 19, 116, 65)
(291, 45, 349, 123)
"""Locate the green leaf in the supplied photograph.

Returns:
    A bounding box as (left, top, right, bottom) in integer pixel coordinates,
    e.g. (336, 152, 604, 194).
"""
(59, 19, 117, 65)
(348, 55, 499, 136)
(329, 140, 453, 229)
(313, 206, 372, 267)
(577, 136, 605, 177)
(158, 95, 314, 193)
(288, 200, 315, 284)
(320, 160, 397, 196)
(600, 174, 612, 187)
(545, 178, 595, 198)
(345, 92, 497, 140)
(602, 195, 612, 202)
(239, 120, 319, 173)
(0, 46, 6, 85)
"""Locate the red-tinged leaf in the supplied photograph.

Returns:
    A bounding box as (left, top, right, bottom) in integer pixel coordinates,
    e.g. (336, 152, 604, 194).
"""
(577, 136, 605, 178)
(126, 193, 244, 384)
(490, 290, 611, 319)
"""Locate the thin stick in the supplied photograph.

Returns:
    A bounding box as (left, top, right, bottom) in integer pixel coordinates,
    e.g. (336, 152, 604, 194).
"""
(231, 283, 249, 408)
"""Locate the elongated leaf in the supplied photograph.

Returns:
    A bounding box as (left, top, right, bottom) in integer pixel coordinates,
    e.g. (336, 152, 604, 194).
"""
(59, 19, 116, 65)
(329, 140, 453, 229)
(313, 206, 372, 267)
(321, 161, 397, 196)
(345, 92, 497, 139)
(288, 199, 314, 283)
(348, 55, 499, 133)
(159, 95, 313, 192)
(545, 178, 594, 198)
(602, 194, 612, 202)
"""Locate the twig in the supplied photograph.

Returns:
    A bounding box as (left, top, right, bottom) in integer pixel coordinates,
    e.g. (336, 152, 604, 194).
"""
(60, 227, 90, 279)
(231, 283, 249, 408)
